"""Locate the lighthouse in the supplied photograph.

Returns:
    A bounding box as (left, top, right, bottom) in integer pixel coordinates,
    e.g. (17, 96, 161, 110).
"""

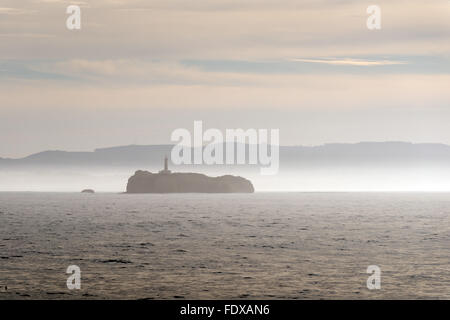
(159, 155, 172, 174)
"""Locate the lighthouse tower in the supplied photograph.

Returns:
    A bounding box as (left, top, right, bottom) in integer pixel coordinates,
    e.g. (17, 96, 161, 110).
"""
(159, 155, 172, 174)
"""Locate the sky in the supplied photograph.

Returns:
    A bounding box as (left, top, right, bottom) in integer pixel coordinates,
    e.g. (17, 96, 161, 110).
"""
(1, 0, 449, 158)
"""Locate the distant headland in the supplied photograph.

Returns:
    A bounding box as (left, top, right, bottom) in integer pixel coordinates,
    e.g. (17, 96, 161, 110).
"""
(126, 156, 254, 193)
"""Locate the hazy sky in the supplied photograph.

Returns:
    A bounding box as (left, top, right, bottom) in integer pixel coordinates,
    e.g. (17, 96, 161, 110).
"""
(1, 0, 449, 158)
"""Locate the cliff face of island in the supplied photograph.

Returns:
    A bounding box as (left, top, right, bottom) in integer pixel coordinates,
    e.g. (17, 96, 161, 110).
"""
(126, 170, 254, 193)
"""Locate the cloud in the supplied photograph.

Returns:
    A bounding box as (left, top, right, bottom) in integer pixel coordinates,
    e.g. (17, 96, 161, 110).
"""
(33, 0, 87, 3)
(1, 0, 449, 61)
(2, 72, 450, 112)
(25, 59, 274, 86)
(0, 7, 30, 15)
(291, 58, 408, 66)
(0, 7, 16, 14)
(0, 33, 55, 38)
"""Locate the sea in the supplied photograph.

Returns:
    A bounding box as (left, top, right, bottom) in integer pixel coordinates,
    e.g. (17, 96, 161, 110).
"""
(0, 192, 449, 299)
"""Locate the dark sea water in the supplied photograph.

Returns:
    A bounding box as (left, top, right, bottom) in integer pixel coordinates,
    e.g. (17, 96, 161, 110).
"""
(0, 192, 449, 299)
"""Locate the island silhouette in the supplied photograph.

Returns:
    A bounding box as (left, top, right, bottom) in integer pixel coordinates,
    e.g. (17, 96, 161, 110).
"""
(126, 156, 254, 193)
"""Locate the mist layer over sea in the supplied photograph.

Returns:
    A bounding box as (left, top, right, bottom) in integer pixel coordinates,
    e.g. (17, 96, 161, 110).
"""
(0, 192, 449, 299)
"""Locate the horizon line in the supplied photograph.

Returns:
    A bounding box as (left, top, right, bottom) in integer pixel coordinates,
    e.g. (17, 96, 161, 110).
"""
(2, 140, 450, 160)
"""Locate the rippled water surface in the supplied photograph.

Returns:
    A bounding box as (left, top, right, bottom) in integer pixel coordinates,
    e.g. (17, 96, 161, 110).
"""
(0, 192, 449, 299)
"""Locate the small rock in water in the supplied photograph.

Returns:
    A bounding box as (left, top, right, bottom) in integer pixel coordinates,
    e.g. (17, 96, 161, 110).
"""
(81, 189, 95, 194)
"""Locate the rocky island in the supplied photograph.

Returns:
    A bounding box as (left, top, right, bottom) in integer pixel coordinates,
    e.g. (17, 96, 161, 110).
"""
(126, 156, 254, 193)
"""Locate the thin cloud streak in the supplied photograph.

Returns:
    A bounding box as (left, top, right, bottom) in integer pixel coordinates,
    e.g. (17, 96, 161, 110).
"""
(292, 58, 408, 66)
(0, 7, 30, 15)
(0, 33, 56, 38)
